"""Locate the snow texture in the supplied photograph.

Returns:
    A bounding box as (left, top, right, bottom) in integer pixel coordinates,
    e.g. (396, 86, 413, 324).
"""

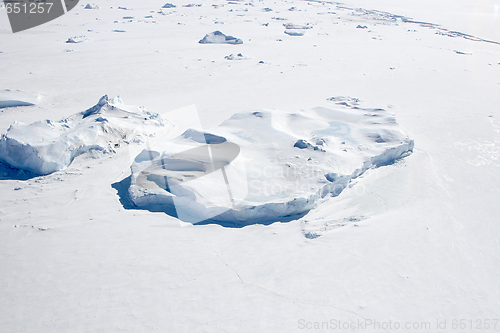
(129, 107, 413, 224)
(0, 96, 168, 175)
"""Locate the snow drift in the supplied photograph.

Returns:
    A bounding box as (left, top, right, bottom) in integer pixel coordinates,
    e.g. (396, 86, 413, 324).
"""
(0, 95, 168, 175)
(128, 106, 414, 224)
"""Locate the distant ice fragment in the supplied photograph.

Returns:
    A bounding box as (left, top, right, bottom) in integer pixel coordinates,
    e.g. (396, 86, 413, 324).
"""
(66, 36, 89, 43)
(294, 139, 310, 149)
(283, 23, 312, 29)
(199, 31, 243, 44)
(285, 29, 305, 36)
(0, 89, 41, 109)
(128, 106, 414, 224)
(225, 53, 249, 60)
(327, 96, 361, 107)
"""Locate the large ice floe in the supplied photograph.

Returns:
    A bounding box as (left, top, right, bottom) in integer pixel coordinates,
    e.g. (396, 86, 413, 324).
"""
(129, 106, 414, 224)
(0, 95, 167, 175)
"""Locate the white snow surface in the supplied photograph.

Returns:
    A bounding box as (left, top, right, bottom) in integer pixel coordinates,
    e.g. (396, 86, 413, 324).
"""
(130, 106, 413, 223)
(0, 95, 167, 175)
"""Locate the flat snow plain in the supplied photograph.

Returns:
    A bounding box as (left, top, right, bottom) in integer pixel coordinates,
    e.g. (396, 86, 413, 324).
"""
(0, 1, 499, 332)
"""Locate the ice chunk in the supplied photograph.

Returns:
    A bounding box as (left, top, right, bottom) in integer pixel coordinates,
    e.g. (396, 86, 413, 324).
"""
(0, 89, 41, 109)
(128, 107, 413, 224)
(285, 30, 305, 36)
(0, 96, 169, 175)
(283, 23, 312, 29)
(66, 36, 90, 43)
(199, 31, 243, 45)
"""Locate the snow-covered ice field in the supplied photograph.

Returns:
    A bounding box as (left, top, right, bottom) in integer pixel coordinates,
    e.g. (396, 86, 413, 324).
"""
(1, 0, 499, 332)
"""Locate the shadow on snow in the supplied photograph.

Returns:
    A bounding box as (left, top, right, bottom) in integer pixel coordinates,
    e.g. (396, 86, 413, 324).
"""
(111, 175, 307, 228)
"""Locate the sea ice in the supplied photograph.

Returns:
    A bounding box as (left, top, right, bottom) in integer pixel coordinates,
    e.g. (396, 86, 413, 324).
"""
(0, 96, 168, 175)
(224, 53, 249, 60)
(285, 30, 306, 36)
(66, 36, 90, 43)
(128, 106, 414, 224)
(0, 89, 41, 109)
(199, 31, 243, 45)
